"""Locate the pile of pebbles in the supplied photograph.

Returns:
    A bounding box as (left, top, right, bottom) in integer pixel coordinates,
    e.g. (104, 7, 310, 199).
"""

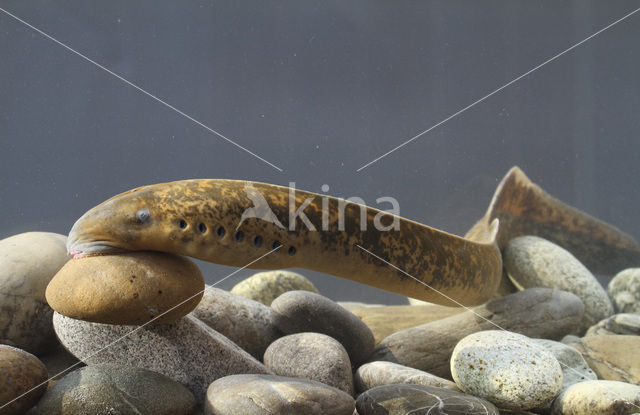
(0, 231, 639, 414)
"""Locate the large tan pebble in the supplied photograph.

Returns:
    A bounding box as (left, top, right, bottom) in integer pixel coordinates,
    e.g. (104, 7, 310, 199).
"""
(0, 232, 69, 355)
(569, 335, 640, 385)
(46, 251, 203, 325)
(0, 344, 48, 415)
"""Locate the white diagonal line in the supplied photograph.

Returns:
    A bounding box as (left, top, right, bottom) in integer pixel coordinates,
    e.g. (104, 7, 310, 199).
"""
(356, 6, 640, 172)
(0, 245, 282, 411)
(0, 7, 283, 172)
(356, 243, 640, 411)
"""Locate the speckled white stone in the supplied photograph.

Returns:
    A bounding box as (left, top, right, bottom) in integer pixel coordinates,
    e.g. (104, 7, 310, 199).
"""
(504, 235, 613, 332)
(608, 268, 640, 314)
(551, 380, 640, 415)
(0, 232, 69, 355)
(451, 330, 563, 410)
(53, 312, 271, 401)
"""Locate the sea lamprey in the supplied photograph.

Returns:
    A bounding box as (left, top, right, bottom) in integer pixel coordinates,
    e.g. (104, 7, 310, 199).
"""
(66, 166, 640, 307)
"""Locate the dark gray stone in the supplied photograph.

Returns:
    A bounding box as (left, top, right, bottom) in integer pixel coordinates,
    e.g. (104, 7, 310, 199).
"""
(271, 290, 375, 364)
(35, 364, 196, 415)
(355, 384, 499, 415)
(190, 287, 282, 360)
(263, 332, 353, 394)
(204, 374, 354, 415)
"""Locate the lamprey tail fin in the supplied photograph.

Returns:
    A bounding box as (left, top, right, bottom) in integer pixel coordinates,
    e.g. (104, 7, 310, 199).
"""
(467, 166, 640, 275)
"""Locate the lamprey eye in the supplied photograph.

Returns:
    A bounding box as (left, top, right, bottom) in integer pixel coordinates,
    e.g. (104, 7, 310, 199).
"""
(136, 209, 151, 223)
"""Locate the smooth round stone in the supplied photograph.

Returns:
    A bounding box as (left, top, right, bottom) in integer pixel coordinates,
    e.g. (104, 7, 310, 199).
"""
(53, 312, 270, 401)
(585, 313, 640, 336)
(608, 268, 640, 314)
(355, 384, 499, 415)
(353, 304, 464, 344)
(271, 290, 375, 364)
(370, 288, 584, 379)
(0, 232, 69, 355)
(35, 364, 196, 415)
(550, 380, 640, 415)
(204, 374, 355, 415)
(0, 345, 48, 415)
(191, 287, 282, 359)
(230, 270, 318, 305)
(530, 339, 596, 390)
(46, 251, 204, 325)
(504, 235, 613, 332)
(568, 335, 640, 384)
(263, 332, 353, 394)
(355, 361, 459, 393)
(451, 330, 563, 410)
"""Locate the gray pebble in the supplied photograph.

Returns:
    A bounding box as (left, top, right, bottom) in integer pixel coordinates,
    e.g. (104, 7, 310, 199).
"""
(263, 332, 353, 394)
(204, 374, 354, 415)
(53, 312, 270, 402)
(355, 384, 499, 415)
(231, 270, 318, 305)
(530, 339, 596, 390)
(190, 287, 282, 359)
(35, 364, 196, 415)
(0, 232, 69, 355)
(585, 313, 640, 336)
(504, 235, 613, 332)
(271, 290, 375, 364)
(355, 361, 459, 393)
(608, 268, 640, 314)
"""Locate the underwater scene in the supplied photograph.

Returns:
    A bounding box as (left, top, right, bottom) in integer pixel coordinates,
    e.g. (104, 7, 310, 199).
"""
(1, 1, 640, 414)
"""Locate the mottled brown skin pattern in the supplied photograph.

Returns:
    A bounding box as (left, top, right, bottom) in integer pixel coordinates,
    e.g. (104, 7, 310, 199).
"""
(466, 166, 640, 275)
(68, 180, 502, 306)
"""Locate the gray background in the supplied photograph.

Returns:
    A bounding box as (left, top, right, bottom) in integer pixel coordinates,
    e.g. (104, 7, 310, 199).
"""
(1, 1, 639, 304)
